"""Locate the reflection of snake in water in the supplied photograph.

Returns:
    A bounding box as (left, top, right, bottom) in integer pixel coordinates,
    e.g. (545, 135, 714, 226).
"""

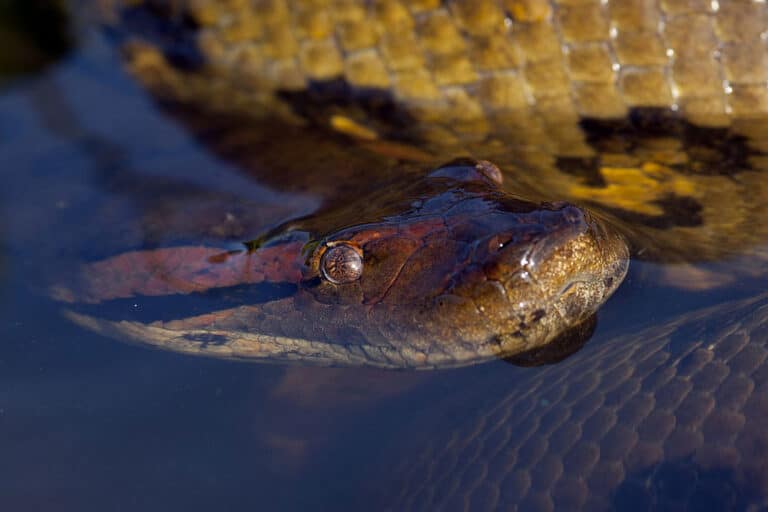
(63, 0, 768, 508)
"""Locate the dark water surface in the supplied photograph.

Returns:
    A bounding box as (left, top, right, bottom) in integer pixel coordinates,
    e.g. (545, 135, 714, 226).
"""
(2, 14, 768, 512)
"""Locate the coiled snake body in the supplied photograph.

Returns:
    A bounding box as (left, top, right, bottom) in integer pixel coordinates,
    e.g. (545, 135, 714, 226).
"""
(67, 0, 768, 508)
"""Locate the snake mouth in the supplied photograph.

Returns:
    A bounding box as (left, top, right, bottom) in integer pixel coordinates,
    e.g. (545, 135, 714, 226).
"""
(539, 210, 629, 327)
(453, 204, 629, 361)
(555, 213, 629, 319)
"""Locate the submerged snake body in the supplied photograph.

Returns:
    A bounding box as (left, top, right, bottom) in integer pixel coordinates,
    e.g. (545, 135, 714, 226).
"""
(373, 293, 768, 510)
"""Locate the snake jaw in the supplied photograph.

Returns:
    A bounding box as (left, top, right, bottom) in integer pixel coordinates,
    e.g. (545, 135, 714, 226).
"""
(478, 209, 629, 359)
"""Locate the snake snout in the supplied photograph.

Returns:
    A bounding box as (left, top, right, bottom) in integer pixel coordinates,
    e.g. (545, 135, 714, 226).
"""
(515, 204, 592, 279)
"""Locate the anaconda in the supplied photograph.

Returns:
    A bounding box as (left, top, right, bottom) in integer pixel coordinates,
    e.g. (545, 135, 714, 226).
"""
(53, 0, 768, 509)
(57, 160, 628, 368)
(70, 0, 768, 356)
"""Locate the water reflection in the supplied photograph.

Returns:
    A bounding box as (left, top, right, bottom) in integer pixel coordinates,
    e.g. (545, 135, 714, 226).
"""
(0, 23, 328, 511)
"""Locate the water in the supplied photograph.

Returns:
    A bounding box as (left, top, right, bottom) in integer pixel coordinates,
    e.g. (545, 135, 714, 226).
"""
(0, 22, 434, 511)
(2, 11, 768, 512)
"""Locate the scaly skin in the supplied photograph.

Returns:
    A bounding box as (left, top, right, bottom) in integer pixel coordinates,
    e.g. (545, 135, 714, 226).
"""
(60, 1, 768, 507)
(81, 2, 768, 508)
(105, 0, 768, 266)
(368, 292, 768, 510)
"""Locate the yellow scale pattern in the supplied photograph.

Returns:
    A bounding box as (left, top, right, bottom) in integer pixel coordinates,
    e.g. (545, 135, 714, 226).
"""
(113, 0, 768, 268)
(181, 0, 768, 151)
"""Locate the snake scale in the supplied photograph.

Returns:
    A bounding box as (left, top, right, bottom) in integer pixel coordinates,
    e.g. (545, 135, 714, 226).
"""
(73, 0, 768, 509)
(104, 0, 768, 265)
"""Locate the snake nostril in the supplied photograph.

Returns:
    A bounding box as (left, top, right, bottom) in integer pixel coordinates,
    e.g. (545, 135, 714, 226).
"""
(488, 233, 516, 251)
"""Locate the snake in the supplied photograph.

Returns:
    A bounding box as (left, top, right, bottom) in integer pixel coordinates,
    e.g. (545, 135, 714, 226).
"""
(58, 0, 768, 508)
(57, 159, 628, 368)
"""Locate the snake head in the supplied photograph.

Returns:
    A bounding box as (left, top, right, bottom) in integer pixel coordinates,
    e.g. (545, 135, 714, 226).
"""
(295, 161, 629, 366)
(57, 160, 628, 368)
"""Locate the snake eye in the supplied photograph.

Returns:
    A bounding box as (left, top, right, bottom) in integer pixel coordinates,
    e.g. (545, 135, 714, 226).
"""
(320, 244, 363, 284)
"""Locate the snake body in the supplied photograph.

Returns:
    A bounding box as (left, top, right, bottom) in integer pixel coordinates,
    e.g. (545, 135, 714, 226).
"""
(61, 161, 627, 368)
(109, 0, 768, 266)
(371, 292, 768, 510)
(66, 0, 768, 508)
